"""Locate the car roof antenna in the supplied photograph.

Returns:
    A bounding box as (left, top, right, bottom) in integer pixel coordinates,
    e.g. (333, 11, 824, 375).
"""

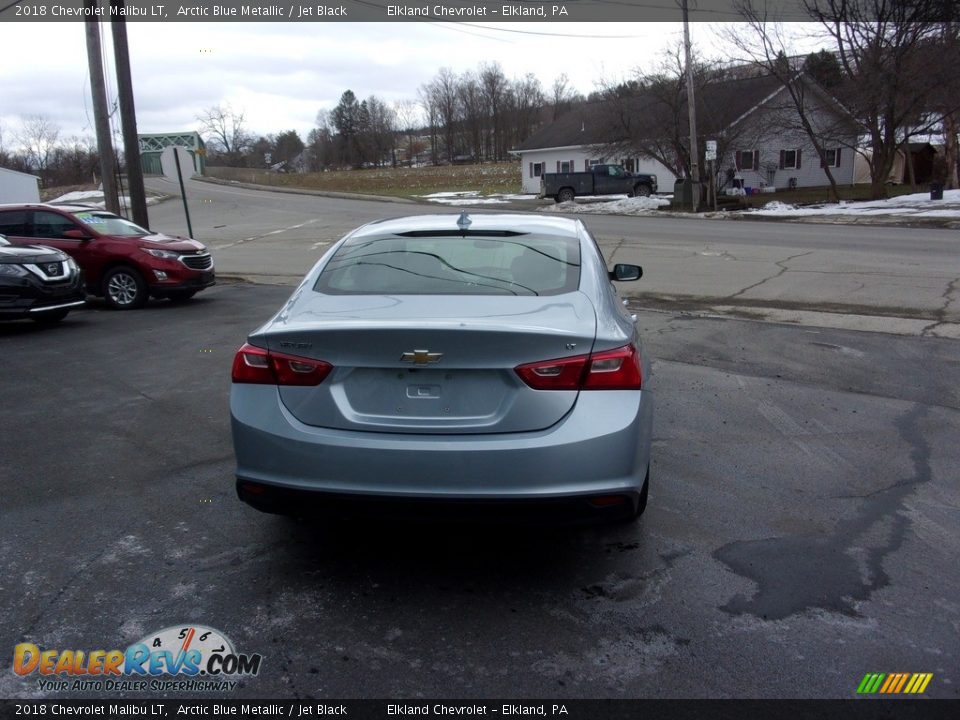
(456, 211, 472, 235)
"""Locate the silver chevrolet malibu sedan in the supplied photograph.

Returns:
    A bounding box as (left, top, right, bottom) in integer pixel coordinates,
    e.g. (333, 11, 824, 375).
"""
(230, 213, 653, 523)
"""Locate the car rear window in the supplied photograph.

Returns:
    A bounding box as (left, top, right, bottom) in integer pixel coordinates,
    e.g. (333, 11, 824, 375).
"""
(314, 234, 581, 296)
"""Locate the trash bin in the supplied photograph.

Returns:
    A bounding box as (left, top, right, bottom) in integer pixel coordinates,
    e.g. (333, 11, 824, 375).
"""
(930, 182, 944, 200)
(672, 179, 704, 209)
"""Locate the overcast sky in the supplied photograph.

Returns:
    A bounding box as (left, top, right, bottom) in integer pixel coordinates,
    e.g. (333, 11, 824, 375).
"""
(0, 20, 824, 147)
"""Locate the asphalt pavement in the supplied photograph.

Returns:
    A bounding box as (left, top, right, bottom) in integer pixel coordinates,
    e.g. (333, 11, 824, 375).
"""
(145, 176, 960, 338)
(2, 285, 958, 699)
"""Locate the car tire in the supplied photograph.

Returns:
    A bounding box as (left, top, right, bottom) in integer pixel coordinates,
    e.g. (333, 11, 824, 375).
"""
(31, 308, 70, 324)
(633, 184, 652, 197)
(165, 289, 197, 303)
(556, 188, 575, 203)
(102, 266, 148, 310)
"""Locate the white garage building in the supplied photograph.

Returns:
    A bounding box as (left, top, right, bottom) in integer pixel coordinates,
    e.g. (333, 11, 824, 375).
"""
(0, 167, 41, 203)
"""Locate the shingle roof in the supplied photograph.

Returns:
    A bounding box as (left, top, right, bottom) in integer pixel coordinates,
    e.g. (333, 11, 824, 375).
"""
(516, 74, 788, 152)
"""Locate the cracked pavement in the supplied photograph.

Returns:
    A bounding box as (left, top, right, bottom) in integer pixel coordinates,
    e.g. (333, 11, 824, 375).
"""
(3, 280, 959, 700)
(145, 177, 960, 338)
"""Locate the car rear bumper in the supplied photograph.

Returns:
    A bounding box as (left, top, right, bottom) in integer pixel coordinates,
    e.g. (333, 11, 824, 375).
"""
(231, 386, 653, 515)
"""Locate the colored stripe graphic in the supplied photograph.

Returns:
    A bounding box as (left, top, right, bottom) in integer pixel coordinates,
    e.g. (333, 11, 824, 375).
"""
(864, 673, 885, 694)
(857, 673, 932, 694)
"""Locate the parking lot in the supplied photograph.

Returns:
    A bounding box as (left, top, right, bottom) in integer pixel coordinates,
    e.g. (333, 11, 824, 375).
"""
(3, 282, 958, 699)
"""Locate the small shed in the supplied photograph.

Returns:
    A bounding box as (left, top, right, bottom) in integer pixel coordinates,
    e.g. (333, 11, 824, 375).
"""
(138, 132, 206, 176)
(0, 167, 41, 203)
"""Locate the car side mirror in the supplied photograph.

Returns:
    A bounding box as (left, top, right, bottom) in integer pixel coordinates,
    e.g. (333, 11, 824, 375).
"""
(609, 263, 642, 281)
(62, 229, 91, 241)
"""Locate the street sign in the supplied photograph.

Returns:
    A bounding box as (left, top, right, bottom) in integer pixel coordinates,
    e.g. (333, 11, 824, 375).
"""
(705, 140, 717, 161)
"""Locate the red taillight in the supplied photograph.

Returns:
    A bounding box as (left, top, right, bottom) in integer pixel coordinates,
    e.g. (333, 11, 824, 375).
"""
(582, 344, 643, 390)
(515, 344, 642, 391)
(231, 343, 332, 386)
(514, 354, 589, 390)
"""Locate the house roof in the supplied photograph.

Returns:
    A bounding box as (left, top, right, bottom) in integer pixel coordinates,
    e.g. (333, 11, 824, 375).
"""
(516, 74, 798, 152)
(0, 166, 41, 180)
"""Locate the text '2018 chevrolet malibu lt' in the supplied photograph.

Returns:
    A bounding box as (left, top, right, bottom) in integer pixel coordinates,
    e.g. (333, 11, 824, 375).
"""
(230, 214, 653, 523)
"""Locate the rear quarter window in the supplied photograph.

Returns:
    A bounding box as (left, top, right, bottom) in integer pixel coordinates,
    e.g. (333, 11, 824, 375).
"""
(314, 234, 581, 296)
(0, 210, 28, 236)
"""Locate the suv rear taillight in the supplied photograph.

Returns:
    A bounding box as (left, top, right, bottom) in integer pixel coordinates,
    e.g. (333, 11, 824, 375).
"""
(515, 344, 642, 391)
(231, 343, 332, 386)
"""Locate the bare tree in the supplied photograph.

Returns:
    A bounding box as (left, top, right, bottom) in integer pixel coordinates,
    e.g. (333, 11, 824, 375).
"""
(306, 110, 336, 171)
(48, 135, 100, 187)
(728, 1, 853, 202)
(393, 99, 424, 165)
(479, 63, 509, 160)
(508, 74, 546, 152)
(551, 73, 582, 120)
(458, 72, 485, 161)
(196, 103, 250, 160)
(431, 68, 461, 162)
(17, 114, 61, 180)
(803, 0, 958, 199)
(593, 43, 721, 181)
(935, 21, 959, 188)
(417, 83, 441, 165)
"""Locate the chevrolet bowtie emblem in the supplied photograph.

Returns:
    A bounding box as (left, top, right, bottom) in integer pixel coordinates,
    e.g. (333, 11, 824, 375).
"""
(401, 349, 443, 364)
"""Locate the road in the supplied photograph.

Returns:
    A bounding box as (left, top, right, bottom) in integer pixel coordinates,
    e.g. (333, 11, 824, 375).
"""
(2, 284, 958, 700)
(145, 176, 960, 337)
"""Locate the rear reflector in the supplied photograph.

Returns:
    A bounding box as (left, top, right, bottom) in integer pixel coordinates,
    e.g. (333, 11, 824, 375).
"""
(231, 343, 332, 386)
(515, 343, 642, 391)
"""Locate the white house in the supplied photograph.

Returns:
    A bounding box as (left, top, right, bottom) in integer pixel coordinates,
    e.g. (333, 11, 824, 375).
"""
(514, 73, 858, 195)
(0, 167, 41, 203)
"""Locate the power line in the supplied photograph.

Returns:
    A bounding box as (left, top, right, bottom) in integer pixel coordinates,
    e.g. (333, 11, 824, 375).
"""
(0, 0, 26, 15)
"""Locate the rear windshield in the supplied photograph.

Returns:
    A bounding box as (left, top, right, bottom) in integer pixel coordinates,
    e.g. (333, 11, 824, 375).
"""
(314, 234, 581, 296)
(73, 211, 150, 237)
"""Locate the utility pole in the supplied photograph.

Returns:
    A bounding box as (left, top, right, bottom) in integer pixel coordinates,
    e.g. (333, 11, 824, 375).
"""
(84, 0, 120, 215)
(111, 0, 149, 228)
(682, 0, 701, 212)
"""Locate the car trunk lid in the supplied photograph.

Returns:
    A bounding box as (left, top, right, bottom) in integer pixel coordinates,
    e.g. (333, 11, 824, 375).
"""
(258, 293, 596, 434)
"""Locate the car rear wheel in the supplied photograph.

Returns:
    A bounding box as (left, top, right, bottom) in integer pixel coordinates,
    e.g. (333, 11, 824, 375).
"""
(556, 188, 575, 203)
(103, 266, 148, 310)
(31, 308, 70, 324)
(165, 289, 197, 303)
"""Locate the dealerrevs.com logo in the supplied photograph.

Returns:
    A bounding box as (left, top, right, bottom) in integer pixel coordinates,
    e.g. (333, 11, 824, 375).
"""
(13, 625, 263, 692)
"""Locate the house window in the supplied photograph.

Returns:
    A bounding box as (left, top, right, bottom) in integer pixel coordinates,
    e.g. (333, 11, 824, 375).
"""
(779, 149, 802, 170)
(821, 148, 841, 168)
(735, 150, 758, 171)
(621, 158, 636, 173)
(530, 162, 544, 178)
(586, 159, 604, 169)
(557, 160, 574, 173)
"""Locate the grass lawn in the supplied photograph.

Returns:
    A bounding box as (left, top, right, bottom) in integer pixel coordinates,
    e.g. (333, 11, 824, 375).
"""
(205, 163, 523, 198)
(739, 182, 930, 208)
(206, 163, 936, 207)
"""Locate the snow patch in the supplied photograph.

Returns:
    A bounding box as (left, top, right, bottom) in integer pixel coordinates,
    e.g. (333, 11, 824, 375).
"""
(539, 195, 671, 215)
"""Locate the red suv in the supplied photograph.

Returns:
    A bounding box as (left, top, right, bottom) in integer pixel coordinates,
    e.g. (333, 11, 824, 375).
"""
(0, 204, 215, 309)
